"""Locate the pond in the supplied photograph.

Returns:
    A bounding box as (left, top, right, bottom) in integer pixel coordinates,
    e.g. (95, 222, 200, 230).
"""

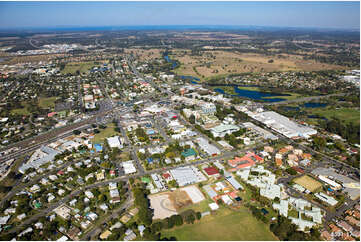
(214, 86, 290, 103)
(302, 102, 328, 108)
(164, 55, 178, 69)
(179, 75, 200, 84)
(307, 115, 328, 120)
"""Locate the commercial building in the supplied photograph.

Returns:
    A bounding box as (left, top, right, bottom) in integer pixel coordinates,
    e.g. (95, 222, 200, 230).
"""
(210, 124, 240, 138)
(122, 161, 137, 174)
(196, 137, 220, 156)
(106, 136, 122, 149)
(19, 146, 61, 174)
(251, 111, 317, 138)
(170, 166, 206, 187)
(201, 103, 217, 114)
(242, 122, 278, 140)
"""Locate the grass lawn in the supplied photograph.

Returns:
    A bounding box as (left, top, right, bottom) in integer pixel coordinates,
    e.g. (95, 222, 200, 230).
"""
(10, 102, 31, 115)
(161, 207, 278, 241)
(10, 107, 30, 115)
(61, 61, 96, 74)
(177, 198, 213, 214)
(91, 125, 121, 144)
(307, 107, 360, 125)
(262, 92, 303, 101)
(38, 97, 58, 109)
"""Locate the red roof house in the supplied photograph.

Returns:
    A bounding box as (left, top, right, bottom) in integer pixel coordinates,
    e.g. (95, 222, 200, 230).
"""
(204, 167, 219, 176)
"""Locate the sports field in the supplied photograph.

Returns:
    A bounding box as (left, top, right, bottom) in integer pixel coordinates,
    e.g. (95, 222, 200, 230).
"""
(161, 207, 278, 241)
(294, 175, 322, 192)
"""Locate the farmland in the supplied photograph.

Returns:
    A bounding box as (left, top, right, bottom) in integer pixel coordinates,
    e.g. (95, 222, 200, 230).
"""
(170, 50, 346, 81)
(124, 48, 162, 61)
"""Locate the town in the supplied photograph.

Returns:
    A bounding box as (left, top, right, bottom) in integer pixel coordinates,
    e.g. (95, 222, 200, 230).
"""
(0, 2, 359, 241)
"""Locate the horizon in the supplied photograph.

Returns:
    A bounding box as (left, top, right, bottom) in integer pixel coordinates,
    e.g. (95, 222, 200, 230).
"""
(0, 1, 359, 31)
(0, 24, 359, 33)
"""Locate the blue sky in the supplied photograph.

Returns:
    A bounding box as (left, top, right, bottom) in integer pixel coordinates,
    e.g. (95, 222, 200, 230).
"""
(0, 1, 359, 29)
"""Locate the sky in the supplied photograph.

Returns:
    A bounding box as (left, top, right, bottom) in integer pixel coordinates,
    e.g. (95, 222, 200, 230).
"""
(0, 1, 359, 30)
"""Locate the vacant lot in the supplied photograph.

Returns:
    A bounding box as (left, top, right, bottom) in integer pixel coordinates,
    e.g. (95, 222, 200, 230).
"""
(171, 50, 346, 81)
(91, 125, 121, 144)
(149, 193, 178, 220)
(294, 175, 322, 192)
(161, 207, 277, 241)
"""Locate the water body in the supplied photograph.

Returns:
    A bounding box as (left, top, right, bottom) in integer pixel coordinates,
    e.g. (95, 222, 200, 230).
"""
(307, 115, 328, 120)
(302, 102, 328, 108)
(280, 106, 301, 111)
(214, 86, 289, 103)
(164, 54, 288, 102)
(179, 75, 200, 84)
(164, 55, 178, 69)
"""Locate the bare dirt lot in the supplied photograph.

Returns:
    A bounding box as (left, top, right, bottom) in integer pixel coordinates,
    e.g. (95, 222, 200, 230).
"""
(149, 185, 205, 220)
(294, 175, 322, 192)
(171, 50, 346, 80)
(149, 193, 178, 220)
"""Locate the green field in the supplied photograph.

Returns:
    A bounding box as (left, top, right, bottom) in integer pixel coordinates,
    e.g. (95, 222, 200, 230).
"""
(161, 207, 278, 241)
(61, 61, 96, 74)
(262, 92, 303, 101)
(10, 102, 31, 115)
(91, 125, 121, 144)
(307, 107, 360, 125)
(38, 97, 58, 109)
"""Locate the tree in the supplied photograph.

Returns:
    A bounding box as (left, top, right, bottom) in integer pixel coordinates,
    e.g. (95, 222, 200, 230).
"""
(185, 213, 195, 224)
(73, 130, 81, 135)
(189, 114, 195, 124)
(196, 212, 202, 220)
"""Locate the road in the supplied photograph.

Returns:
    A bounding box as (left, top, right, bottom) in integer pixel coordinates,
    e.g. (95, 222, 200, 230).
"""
(79, 189, 133, 240)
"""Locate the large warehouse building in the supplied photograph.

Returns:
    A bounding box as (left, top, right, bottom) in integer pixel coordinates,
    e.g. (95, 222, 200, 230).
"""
(251, 111, 317, 138)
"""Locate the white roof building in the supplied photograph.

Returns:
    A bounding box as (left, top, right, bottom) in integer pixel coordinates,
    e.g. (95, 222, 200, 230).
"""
(107, 136, 122, 149)
(209, 203, 219, 210)
(221, 194, 233, 205)
(251, 111, 317, 138)
(196, 137, 221, 156)
(85, 191, 94, 199)
(210, 124, 240, 138)
(122, 161, 136, 174)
